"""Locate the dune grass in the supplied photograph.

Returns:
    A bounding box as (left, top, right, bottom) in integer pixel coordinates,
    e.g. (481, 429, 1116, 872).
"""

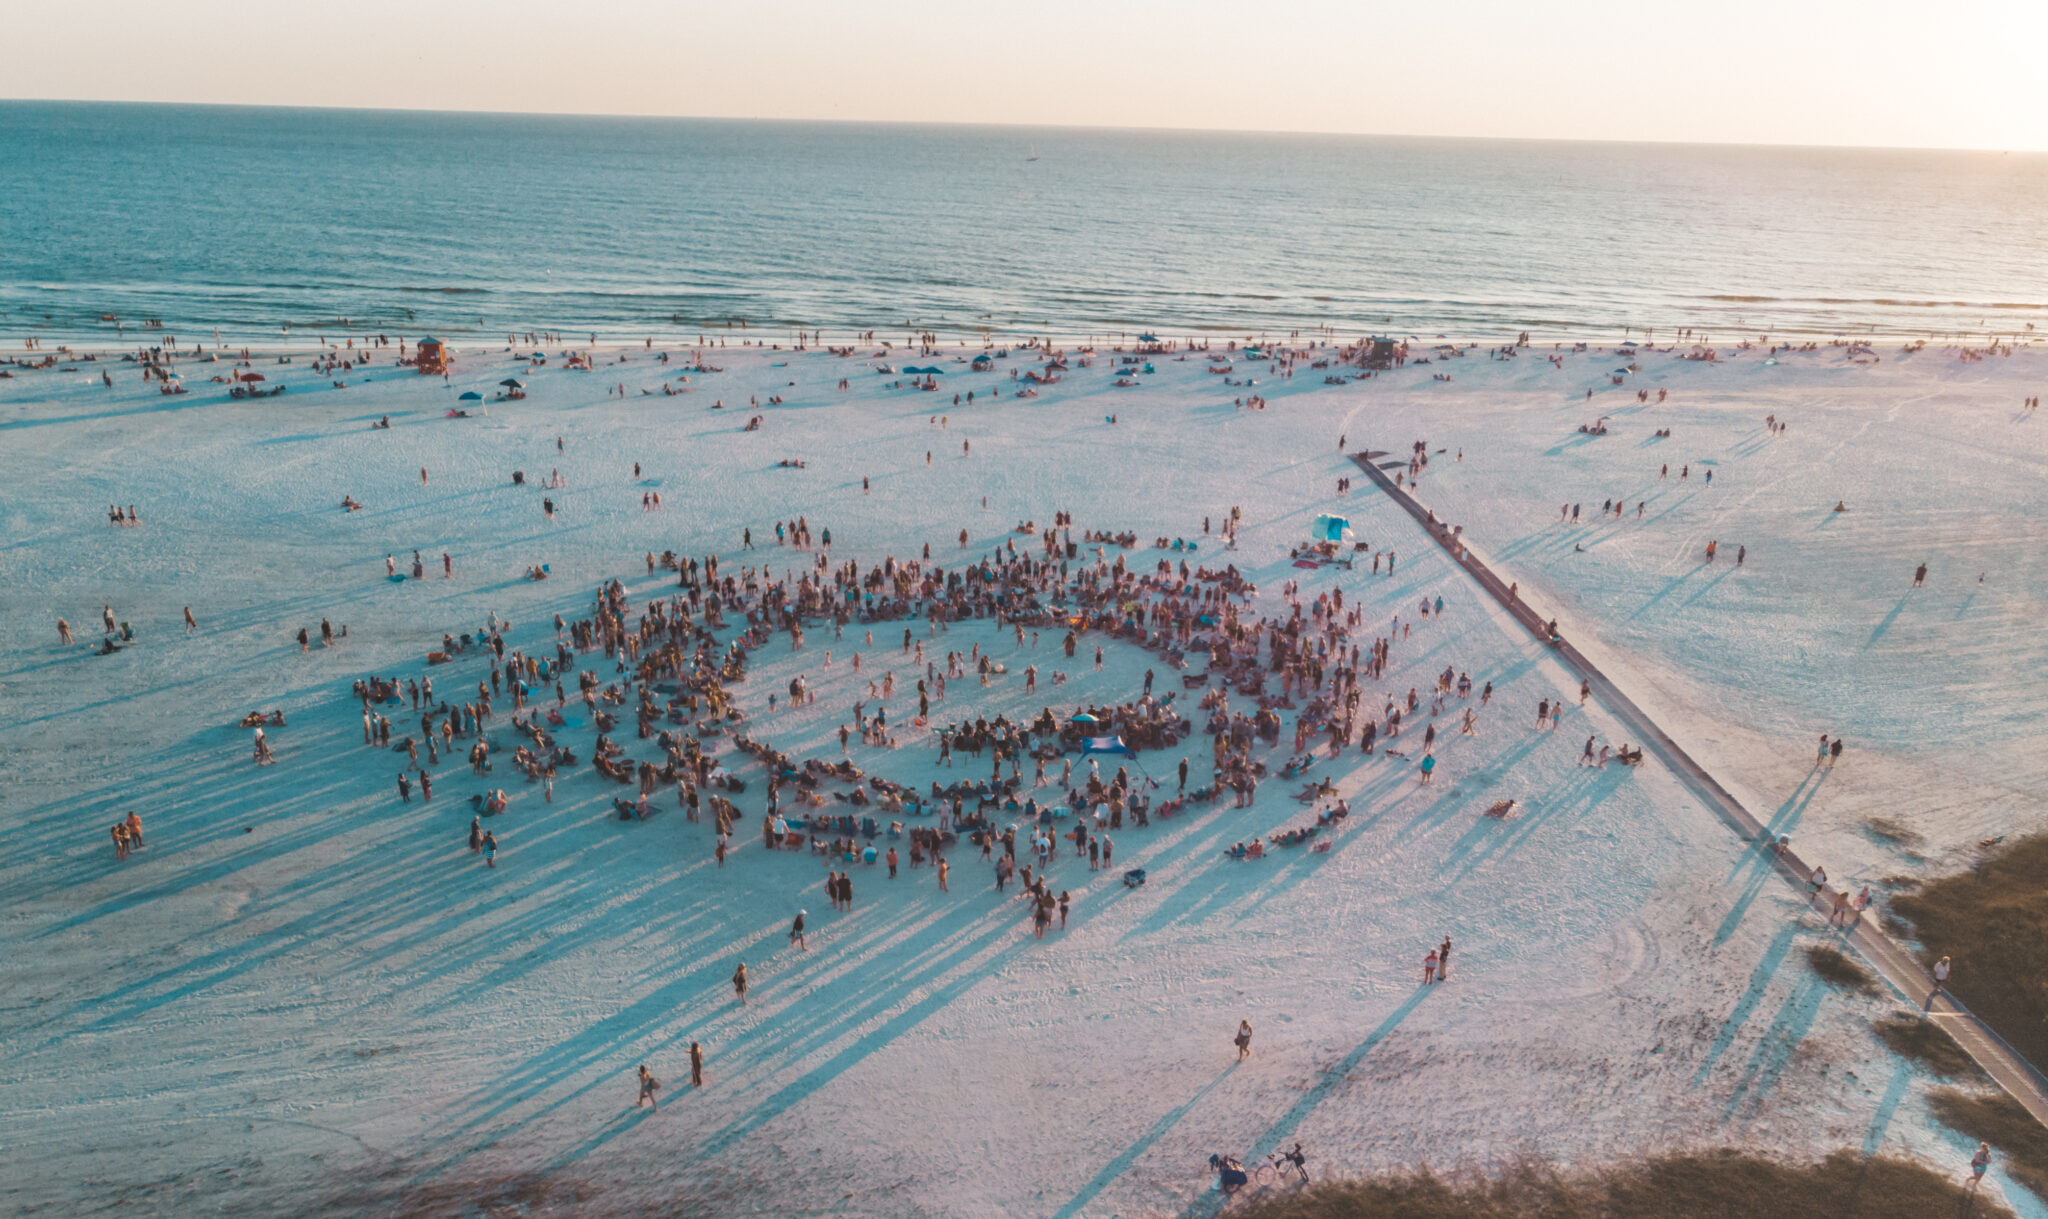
(1931, 1088, 2048, 1204)
(1890, 834, 2048, 1072)
(1232, 1150, 2008, 1218)
(1807, 943, 1878, 994)
(1876, 1014, 1983, 1079)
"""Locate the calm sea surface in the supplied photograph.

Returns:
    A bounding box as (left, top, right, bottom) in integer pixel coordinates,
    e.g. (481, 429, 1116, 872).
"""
(4, 101, 2045, 344)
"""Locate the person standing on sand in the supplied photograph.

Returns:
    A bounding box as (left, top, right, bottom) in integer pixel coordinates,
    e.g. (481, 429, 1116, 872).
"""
(690, 1041, 705, 1087)
(732, 962, 749, 1004)
(1234, 1019, 1254, 1061)
(1438, 935, 1453, 981)
(937, 857, 950, 892)
(1423, 948, 1439, 984)
(635, 1065, 660, 1110)
(58, 618, 72, 644)
(791, 910, 808, 951)
(481, 830, 497, 867)
(397, 772, 412, 803)
(184, 607, 197, 633)
(1970, 1142, 1992, 1192)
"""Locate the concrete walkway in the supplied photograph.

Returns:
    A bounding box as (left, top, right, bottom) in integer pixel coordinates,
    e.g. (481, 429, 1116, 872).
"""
(1350, 449, 2048, 1128)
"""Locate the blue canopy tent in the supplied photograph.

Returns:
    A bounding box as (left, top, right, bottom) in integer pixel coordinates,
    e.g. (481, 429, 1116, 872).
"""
(1311, 513, 1352, 543)
(1081, 735, 1134, 758)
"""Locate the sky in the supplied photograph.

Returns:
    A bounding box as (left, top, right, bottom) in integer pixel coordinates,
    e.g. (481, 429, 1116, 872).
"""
(7, 0, 2046, 151)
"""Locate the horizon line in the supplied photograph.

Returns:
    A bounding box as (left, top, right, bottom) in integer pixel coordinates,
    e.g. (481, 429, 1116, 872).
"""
(5, 95, 2043, 158)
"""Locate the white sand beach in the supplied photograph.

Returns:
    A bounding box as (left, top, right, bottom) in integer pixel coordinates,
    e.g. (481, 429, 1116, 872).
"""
(2, 332, 2043, 1216)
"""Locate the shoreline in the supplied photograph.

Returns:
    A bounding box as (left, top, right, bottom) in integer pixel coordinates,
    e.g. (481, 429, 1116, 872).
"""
(9, 322, 2042, 362)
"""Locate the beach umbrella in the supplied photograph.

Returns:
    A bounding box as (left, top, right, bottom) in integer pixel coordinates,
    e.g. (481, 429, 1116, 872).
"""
(459, 391, 483, 400)
(238, 372, 265, 382)
(500, 378, 525, 388)
(1069, 713, 1100, 725)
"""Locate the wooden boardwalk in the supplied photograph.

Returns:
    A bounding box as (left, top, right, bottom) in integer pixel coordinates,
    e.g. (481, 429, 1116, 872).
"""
(1349, 449, 2048, 1128)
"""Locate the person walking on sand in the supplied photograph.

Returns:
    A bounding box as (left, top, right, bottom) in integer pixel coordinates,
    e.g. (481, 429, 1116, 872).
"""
(1913, 562, 1927, 588)
(791, 909, 808, 951)
(1970, 1142, 1992, 1193)
(58, 617, 72, 645)
(937, 857, 949, 892)
(690, 1041, 705, 1087)
(732, 962, 749, 1004)
(1423, 948, 1439, 984)
(1234, 1019, 1254, 1061)
(184, 606, 197, 633)
(635, 1064, 660, 1110)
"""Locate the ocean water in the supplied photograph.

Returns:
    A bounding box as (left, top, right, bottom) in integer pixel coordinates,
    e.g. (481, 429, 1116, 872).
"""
(3, 100, 2045, 345)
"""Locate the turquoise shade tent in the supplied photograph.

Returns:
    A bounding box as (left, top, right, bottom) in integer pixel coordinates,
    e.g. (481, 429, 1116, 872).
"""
(1311, 513, 1352, 543)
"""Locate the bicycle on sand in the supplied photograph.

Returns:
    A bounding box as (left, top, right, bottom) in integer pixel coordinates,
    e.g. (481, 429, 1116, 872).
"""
(1254, 1143, 1309, 1186)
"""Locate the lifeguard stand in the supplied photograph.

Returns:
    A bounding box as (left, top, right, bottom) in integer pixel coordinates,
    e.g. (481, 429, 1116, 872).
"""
(415, 338, 448, 375)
